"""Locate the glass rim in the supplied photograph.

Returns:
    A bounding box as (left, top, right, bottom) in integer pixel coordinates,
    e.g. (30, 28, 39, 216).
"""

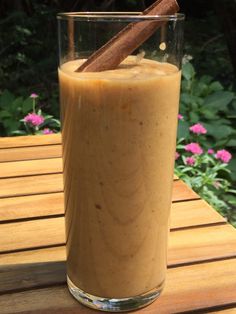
(57, 12, 185, 22)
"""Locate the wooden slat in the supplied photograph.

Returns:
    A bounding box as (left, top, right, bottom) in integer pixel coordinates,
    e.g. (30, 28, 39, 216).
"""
(0, 246, 66, 266)
(0, 259, 235, 313)
(0, 217, 65, 253)
(0, 195, 224, 228)
(0, 159, 178, 182)
(0, 193, 64, 222)
(0, 261, 65, 294)
(0, 156, 178, 183)
(1, 220, 234, 266)
(173, 174, 178, 180)
(1, 218, 235, 264)
(172, 179, 199, 201)
(211, 309, 236, 313)
(0, 145, 62, 162)
(168, 224, 236, 266)
(154, 258, 236, 313)
(0, 134, 61, 149)
(0, 174, 63, 198)
(171, 199, 226, 229)
(0, 158, 62, 178)
(0, 175, 195, 200)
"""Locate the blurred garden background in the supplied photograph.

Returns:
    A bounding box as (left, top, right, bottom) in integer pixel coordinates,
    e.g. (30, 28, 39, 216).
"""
(0, 0, 236, 226)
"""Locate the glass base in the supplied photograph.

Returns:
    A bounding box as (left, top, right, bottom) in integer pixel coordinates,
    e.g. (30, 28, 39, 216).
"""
(67, 276, 164, 312)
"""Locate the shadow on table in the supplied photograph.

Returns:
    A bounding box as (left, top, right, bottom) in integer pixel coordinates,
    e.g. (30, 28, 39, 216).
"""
(0, 261, 66, 294)
(0, 261, 96, 313)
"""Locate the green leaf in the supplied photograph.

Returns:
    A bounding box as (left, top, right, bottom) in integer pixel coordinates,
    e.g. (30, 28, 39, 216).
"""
(177, 121, 190, 139)
(192, 81, 208, 96)
(10, 130, 27, 135)
(3, 120, 21, 133)
(182, 62, 195, 81)
(189, 111, 199, 123)
(22, 98, 33, 114)
(200, 108, 219, 119)
(181, 80, 190, 92)
(180, 93, 193, 104)
(199, 75, 212, 84)
(227, 139, 236, 147)
(227, 158, 236, 181)
(0, 90, 15, 108)
(204, 91, 234, 110)
(203, 122, 234, 140)
(10, 97, 24, 112)
(0, 110, 12, 119)
(209, 81, 224, 92)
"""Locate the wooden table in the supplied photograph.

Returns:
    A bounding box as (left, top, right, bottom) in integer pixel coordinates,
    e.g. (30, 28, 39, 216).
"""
(0, 134, 236, 314)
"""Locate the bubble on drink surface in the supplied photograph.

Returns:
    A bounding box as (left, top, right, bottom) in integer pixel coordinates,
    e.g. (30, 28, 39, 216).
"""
(159, 42, 166, 51)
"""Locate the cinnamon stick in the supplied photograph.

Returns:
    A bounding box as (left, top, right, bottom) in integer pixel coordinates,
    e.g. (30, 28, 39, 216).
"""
(76, 0, 179, 72)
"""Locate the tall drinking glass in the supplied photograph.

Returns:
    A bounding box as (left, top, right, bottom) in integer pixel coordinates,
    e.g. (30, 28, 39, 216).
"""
(57, 12, 184, 312)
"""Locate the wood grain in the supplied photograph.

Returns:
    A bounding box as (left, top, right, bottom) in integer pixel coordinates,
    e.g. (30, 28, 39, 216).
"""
(0, 217, 65, 253)
(0, 246, 66, 265)
(0, 261, 66, 294)
(0, 152, 178, 181)
(0, 259, 235, 313)
(1, 219, 235, 264)
(0, 175, 195, 200)
(0, 145, 62, 162)
(0, 173, 63, 198)
(1, 218, 235, 266)
(168, 224, 236, 266)
(172, 179, 199, 201)
(0, 158, 62, 178)
(0, 193, 64, 222)
(0, 134, 61, 149)
(171, 199, 226, 229)
(0, 194, 223, 227)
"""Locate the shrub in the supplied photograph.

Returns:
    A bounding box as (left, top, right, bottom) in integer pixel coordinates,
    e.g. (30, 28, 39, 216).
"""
(175, 117, 236, 227)
(0, 90, 60, 136)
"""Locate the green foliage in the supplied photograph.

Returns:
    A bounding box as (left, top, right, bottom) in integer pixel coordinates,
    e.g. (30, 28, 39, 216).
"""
(175, 125, 236, 228)
(184, 14, 235, 86)
(0, 90, 60, 136)
(0, 4, 59, 116)
(176, 61, 236, 226)
(179, 61, 236, 180)
(0, 90, 32, 136)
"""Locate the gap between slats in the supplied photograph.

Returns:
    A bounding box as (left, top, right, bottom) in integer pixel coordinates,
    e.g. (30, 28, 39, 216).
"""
(177, 303, 236, 313)
(0, 258, 235, 313)
(0, 175, 193, 199)
(0, 222, 235, 266)
(0, 196, 225, 227)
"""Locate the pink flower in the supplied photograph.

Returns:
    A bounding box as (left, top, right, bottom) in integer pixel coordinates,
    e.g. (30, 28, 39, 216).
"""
(178, 114, 184, 120)
(184, 143, 203, 155)
(24, 113, 44, 126)
(189, 123, 207, 134)
(215, 149, 232, 163)
(208, 149, 214, 155)
(42, 128, 53, 135)
(30, 93, 38, 99)
(185, 156, 196, 166)
(175, 152, 180, 160)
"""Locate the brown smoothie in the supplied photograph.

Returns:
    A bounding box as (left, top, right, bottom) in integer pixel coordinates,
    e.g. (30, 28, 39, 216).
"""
(59, 56, 181, 298)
